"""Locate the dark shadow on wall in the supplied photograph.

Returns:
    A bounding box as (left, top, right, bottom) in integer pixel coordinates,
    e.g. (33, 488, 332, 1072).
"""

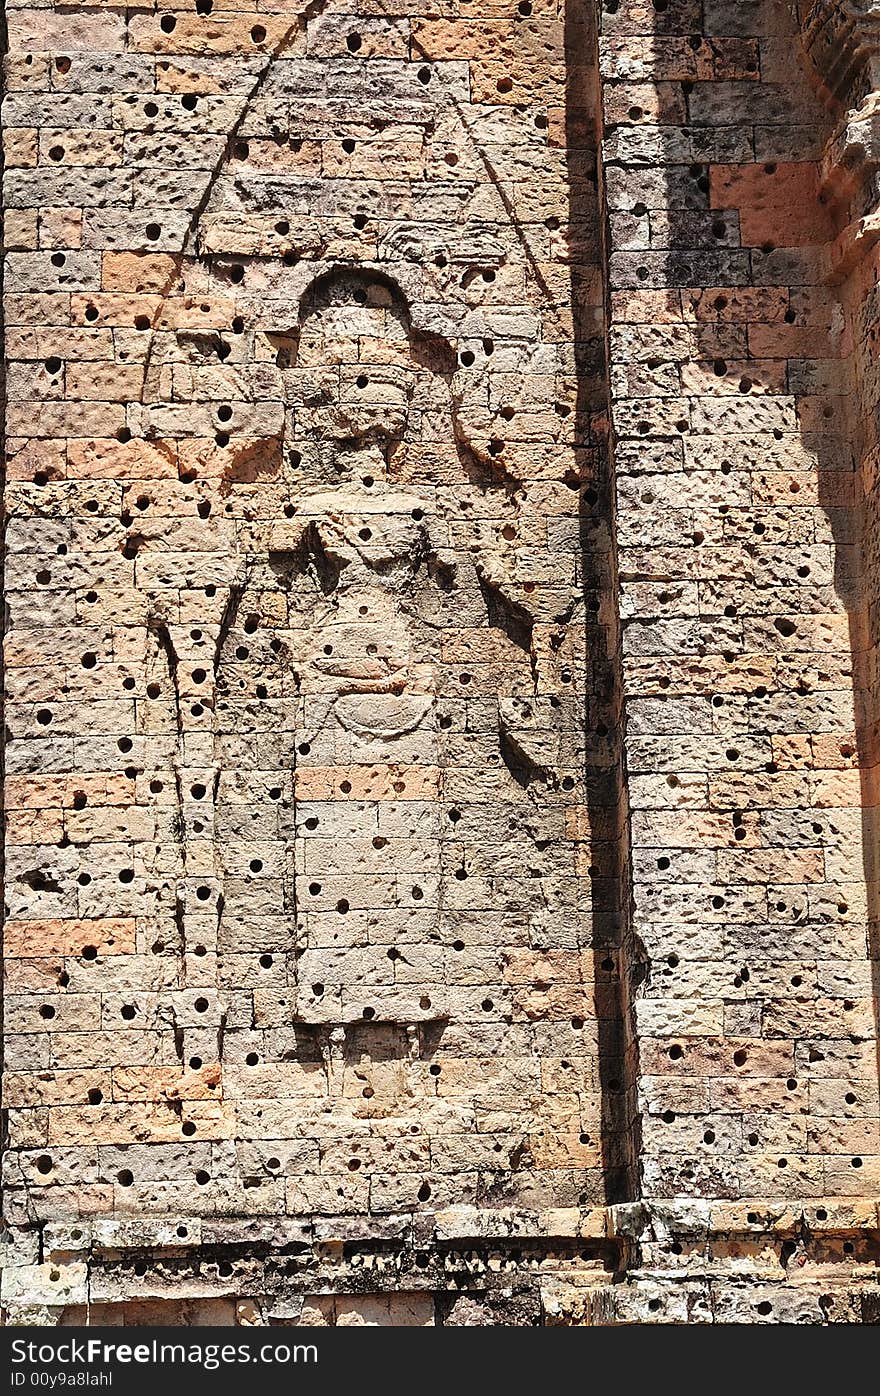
(565, 0, 643, 1207)
(774, 29, 880, 1189)
(625, 0, 880, 1201)
(827, 250, 880, 1130)
(793, 16, 880, 1116)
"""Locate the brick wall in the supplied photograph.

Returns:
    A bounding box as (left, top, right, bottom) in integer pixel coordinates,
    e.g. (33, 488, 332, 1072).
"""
(1, 0, 878, 1326)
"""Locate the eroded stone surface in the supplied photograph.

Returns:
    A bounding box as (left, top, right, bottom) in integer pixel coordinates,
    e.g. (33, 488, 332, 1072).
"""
(1, 0, 879, 1326)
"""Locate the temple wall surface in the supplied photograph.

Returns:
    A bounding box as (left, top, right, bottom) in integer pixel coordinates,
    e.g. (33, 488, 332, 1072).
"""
(0, 0, 878, 1325)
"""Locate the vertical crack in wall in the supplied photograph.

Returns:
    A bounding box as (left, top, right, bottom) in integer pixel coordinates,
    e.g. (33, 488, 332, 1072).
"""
(568, 0, 642, 1206)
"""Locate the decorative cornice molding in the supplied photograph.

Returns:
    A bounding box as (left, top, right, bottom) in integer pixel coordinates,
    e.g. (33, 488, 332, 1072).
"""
(798, 4, 880, 219)
(799, 1, 880, 108)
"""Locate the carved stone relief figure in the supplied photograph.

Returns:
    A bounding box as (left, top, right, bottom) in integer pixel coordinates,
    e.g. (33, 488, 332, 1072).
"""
(143, 268, 598, 1210)
(212, 270, 589, 1052)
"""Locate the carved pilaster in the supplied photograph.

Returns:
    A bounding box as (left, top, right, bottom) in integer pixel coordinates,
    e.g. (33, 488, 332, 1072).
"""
(799, 3, 880, 267)
(798, 1, 880, 109)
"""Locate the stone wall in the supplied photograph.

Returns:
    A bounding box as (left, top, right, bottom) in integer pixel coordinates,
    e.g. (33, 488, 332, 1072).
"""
(0, 0, 878, 1325)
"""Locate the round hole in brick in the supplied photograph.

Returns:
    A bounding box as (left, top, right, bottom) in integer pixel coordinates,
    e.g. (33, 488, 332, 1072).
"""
(159, 13, 175, 32)
(418, 1181, 432, 1202)
(246, 1052, 259, 1066)
(346, 31, 361, 50)
(189, 1057, 202, 1071)
(191, 783, 206, 799)
(196, 1169, 211, 1185)
(37, 709, 53, 725)
(81, 944, 98, 961)
(362, 1006, 375, 1020)
(259, 954, 273, 969)
(121, 1004, 136, 1020)
(119, 868, 134, 884)
(37, 1155, 53, 1175)
(88, 1088, 103, 1105)
(309, 882, 321, 896)
(312, 983, 324, 996)
(336, 899, 350, 913)
(342, 138, 356, 154)
(194, 997, 209, 1013)
(196, 886, 211, 902)
(117, 1169, 134, 1186)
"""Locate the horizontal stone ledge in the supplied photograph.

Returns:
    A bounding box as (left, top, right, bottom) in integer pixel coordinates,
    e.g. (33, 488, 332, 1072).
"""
(26, 1198, 880, 1263)
(611, 1196, 880, 1237)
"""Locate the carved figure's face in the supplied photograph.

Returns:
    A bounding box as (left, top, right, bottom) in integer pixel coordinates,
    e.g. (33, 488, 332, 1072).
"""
(295, 299, 415, 454)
